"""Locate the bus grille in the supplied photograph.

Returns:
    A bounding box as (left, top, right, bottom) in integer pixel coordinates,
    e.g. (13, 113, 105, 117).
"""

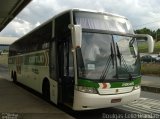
(98, 87, 133, 95)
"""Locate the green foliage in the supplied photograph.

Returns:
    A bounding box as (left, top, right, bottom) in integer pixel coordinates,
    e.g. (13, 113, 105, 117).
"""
(154, 41, 160, 53)
(2, 49, 9, 53)
(138, 42, 148, 53)
(135, 28, 160, 42)
(138, 41, 160, 53)
(135, 27, 151, 34)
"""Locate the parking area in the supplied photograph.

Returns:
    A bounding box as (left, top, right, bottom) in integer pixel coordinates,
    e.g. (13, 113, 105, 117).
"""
(0, 77, 74, 119)
(140, 53, 160, 63)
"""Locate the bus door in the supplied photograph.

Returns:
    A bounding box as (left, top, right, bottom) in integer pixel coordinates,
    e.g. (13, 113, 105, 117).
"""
(54, 12, 74, 105)
(58, 38, 74, 105)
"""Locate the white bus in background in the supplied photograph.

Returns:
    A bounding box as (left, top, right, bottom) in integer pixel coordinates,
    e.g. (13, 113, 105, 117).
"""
(8, 9, 154, 110)
(0, 37, 18, 55)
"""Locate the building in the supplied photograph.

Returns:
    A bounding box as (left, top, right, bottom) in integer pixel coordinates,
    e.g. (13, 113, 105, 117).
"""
(0, 0, 31, 31)
(0, 37, 18, 54)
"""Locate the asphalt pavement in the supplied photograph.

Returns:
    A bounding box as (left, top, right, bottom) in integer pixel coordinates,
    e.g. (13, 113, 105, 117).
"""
(0, 77, 74, 119)
(0, 64, 75, 119)
(0, 64, 10, 80)
(141, 75, 160, 93)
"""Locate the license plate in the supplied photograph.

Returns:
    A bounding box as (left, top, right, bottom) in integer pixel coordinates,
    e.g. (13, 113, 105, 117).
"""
(111, 98, 121, 103)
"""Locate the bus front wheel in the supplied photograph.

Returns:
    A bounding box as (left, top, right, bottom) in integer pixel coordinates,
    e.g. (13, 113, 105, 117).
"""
(42, 79, 50, 101)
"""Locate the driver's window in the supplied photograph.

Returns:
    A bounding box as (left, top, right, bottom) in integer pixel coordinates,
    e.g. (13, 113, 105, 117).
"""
(129, 39, 138, 57)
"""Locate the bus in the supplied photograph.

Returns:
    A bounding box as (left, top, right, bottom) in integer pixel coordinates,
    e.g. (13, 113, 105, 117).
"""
(8, 9, 154, 110)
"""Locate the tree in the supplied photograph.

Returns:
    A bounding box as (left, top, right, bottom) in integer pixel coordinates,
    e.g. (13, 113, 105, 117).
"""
(135, 27, 152, 35)
(135, 28, 160, 42)
(156, 29, 160, 42)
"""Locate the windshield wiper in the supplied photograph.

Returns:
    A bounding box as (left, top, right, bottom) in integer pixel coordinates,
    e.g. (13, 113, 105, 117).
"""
(116, 43, 133, 80)
(100, 43, 114, 81)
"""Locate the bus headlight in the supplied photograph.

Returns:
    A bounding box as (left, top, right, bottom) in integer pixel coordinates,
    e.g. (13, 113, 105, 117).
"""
(76, 86, 98, 94)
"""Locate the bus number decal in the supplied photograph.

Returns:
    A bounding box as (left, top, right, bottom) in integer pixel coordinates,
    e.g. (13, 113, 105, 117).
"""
(122, 82, 134, 87)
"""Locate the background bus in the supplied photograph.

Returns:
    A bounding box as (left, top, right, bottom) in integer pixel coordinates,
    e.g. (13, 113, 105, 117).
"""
(8, 9, 154, 110)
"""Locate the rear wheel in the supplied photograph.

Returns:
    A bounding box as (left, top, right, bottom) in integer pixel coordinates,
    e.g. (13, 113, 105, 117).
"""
(13, 72, 17, 83)
(42, 80, 50, 101)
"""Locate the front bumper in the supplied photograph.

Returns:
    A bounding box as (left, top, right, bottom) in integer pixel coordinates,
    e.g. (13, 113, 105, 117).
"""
(73, 88, 140, 110)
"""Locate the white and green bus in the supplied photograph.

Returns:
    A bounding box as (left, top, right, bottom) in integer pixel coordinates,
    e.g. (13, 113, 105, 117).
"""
(8, 9, 154, 110)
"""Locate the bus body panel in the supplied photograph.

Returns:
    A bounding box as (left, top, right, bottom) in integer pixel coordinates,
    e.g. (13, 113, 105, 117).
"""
(50, 79, 58, 104)
(8, 50, 58, 104)
(73, 88, 140, 110)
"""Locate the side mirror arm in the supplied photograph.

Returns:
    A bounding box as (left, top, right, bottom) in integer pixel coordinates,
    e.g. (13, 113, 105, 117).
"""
(134, 34, 154, 53)
(69, 24, 82, 48)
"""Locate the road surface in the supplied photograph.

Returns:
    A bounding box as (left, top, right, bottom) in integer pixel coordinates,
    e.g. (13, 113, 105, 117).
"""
(0, 64, 160, 119)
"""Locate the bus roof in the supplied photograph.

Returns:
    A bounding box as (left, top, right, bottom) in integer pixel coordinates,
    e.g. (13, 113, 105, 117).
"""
(71, 8, 126, 19)
(49, 8, 127, 22)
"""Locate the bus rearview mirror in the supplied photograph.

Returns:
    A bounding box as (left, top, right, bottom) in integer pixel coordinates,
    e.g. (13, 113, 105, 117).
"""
(73, 25, 82, 48)
(134, 34, 154, 53)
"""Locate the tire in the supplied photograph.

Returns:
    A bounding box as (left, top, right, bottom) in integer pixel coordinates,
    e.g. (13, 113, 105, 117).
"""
(42, 80, 50, 101)
(11, 71, 14, 79)
(13, 72, 17, 83)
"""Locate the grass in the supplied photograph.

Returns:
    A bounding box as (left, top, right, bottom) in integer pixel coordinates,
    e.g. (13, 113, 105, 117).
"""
(141, 63, 160, 76)
(139, 41, 160, 76)
(138, 41, 160, 53)
(154, 41, 160, 53)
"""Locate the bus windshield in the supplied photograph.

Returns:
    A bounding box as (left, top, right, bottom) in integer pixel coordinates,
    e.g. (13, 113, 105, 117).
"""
(113, 35, 140, 79)
(77, 32, 140, 82)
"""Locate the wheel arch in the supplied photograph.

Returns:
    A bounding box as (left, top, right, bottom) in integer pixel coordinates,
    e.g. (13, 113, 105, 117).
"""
(42, 77, 50, 89)
(42, 77, 50, 98)
(11, 70, 14, 79)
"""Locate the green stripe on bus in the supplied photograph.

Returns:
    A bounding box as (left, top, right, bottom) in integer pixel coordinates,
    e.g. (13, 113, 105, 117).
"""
(78, 77, 141, 88)
(78, 79, 99, 88)
(110, 77, 141, 88)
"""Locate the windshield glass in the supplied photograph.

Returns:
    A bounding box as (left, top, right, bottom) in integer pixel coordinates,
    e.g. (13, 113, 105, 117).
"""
(113, 35, 140, 78)
(77, 32, 140, 81)
(77, 32, 116, 80)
